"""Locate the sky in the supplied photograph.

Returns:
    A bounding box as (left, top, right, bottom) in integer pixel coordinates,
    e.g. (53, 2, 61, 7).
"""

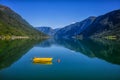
(0, 0, 120, 28)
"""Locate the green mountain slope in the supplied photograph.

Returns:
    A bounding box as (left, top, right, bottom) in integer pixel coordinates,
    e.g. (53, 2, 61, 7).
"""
(0, 4, 46, 39)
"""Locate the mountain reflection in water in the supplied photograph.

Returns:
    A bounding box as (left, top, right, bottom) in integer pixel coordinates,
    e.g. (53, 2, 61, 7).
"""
(36, 38, 120, 65)
(0, 38, 120, 80)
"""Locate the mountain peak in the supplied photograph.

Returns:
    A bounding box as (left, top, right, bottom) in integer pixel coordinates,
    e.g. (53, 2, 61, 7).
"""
(88, 16, 96, 19)
(37, 26, 52, 29)
(0, 4, 11, 11)
(36, 27, 61, 36)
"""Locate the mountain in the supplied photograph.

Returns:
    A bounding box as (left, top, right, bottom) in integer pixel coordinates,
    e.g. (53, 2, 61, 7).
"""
(55, 9, 120, 40)
(36, 27, 52, 35)
(0, 4, 46, 39)
(36, 26, 60, 36)
(79, 9, 120, 39)
(55, 16, 96, 38)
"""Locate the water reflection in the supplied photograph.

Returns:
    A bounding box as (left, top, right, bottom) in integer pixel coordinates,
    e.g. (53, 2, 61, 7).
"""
(36, 38, 120, 65)
(0, 39, 44, 70)
(0, 38, 120, 80)
(33, 61, 52, 65)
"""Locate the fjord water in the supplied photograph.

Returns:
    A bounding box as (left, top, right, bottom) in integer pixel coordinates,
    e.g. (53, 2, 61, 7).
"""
(0, 38, 120, 80)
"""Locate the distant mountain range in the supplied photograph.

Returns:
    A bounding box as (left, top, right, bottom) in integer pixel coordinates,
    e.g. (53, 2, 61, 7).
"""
(1, 4, 119, 40)
(55, 9, 120, 39)
(0, 5, 46, 39)
(35, 27, 60, 36)
(54, 16, 96, 38)
(36, 9, 120, 40)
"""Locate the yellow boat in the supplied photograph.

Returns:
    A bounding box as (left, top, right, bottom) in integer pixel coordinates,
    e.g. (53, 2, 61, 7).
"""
(33, 57, 53, 63)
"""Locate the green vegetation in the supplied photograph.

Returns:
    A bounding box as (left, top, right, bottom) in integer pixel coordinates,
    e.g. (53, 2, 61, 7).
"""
(0, 35, 29, 40)
(104, 36, 117, 40)
(0, 39, 45, 70)
(0, 5, 47, 39)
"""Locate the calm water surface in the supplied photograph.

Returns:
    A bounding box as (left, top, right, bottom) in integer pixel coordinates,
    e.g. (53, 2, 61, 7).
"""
(0, 38, 120, 80)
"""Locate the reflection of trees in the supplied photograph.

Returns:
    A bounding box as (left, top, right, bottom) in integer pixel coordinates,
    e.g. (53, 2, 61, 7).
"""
(37, 38, 120, 65)
(57, 38, 120, 65)
(35, 38, 59, 47)
(35, 39, 54, 47)
(0, 39, 44, 70)
(55, 38, 95, 57)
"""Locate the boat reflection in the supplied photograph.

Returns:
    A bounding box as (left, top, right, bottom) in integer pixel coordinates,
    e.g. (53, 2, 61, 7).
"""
(33, 61, 52, 65)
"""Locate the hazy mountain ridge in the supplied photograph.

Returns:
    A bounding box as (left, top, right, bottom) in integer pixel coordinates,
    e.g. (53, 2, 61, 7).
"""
(36, 26, 60, 36)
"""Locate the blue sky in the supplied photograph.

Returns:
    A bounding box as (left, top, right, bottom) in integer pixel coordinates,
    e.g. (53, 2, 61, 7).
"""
(0, 0, 120, 28)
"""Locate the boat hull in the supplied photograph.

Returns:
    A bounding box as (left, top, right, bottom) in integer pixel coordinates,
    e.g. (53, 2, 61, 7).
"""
(33, 58, 53, 62)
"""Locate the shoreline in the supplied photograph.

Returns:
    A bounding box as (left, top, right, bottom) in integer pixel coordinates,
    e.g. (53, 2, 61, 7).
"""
(0, 35, 49, 40)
